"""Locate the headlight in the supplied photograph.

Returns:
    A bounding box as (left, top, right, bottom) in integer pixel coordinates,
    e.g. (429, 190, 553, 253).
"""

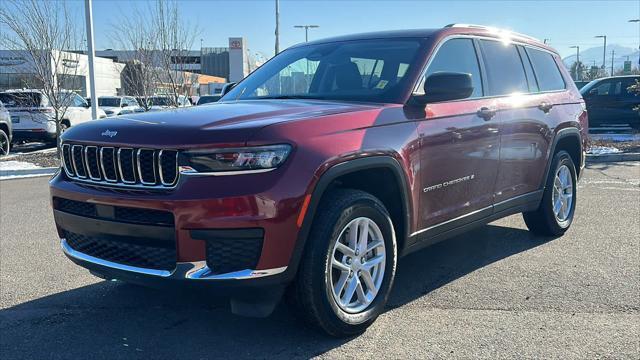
(179, 144, 292, 174)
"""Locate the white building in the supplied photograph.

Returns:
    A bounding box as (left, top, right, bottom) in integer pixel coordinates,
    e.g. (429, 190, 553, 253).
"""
(0, 50, 124, 97)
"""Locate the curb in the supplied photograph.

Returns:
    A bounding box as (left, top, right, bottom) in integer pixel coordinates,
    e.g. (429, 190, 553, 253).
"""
(0, 167, 58, 180)
(586, 153, 640, 163)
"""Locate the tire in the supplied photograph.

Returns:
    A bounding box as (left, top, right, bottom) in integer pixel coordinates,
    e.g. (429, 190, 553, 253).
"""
(0, 129, 9, 157)
(291, 189, 397, 337)
(523, 150, 577, 236)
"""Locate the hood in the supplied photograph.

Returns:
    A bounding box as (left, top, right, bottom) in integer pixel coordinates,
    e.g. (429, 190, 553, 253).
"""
(61, 99, 379, 148)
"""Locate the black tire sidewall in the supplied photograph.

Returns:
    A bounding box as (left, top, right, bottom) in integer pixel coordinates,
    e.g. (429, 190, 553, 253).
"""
(0, 130, 9, 156)
(322, 201, 396, 327)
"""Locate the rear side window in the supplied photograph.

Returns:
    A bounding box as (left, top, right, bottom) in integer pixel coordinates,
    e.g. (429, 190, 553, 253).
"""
(526, 48, 566, 91)
(518, 46, 539, 93)
(422, 38, 483, 98)
(479, 40, 529, 96)
(0, 92, 42, 107)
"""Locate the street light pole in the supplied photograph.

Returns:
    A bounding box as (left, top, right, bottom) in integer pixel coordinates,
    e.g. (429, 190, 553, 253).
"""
(275, 0, 280, 55)
(570, 45, 580, 80)
(630, 19, 640, 68)
(294, 25, 319, 42)
(595, 35, 607, 72)
(84, 0, 97, 120)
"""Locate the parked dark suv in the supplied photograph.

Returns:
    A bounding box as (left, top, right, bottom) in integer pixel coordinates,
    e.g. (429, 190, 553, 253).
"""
(50, 24, 587, 336)
(580, 75, 640, 129)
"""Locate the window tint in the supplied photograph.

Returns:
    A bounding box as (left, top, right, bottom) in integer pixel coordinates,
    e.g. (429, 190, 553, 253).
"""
(590, 81, 612, 96)
(479, 40, 528, 96)
(421, 38, 483, 98)
(526, 48, 566, 91)
(518, 46, 539, 92)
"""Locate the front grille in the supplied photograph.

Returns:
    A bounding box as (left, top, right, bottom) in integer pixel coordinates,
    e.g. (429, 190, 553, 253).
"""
(54, 197, 175, 227)
(62, 143, 178, 188)
(191, 229, 264, 274)
(65, 231, 176, 271)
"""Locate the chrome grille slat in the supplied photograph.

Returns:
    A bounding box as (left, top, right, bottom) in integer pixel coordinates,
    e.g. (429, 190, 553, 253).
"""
(61, 143, 178, 189)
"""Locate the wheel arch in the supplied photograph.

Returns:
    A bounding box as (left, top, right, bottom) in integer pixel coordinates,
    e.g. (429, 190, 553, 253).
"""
(542, 127, 582, 188)
(289, 156, 412, 277)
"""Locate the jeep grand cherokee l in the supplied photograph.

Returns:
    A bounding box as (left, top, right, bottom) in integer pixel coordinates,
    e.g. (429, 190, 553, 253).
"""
(50, 24, 587, 337)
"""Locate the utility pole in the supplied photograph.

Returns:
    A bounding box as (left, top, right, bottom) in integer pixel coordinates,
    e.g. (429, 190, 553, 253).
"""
(275, 0, 280, 55)
(84, 0, 97, 119)
(570, 45, 580, 80)
(294, 25, 320, 42)
(610, 49, 615, 76)
(595, 35, 607, 70)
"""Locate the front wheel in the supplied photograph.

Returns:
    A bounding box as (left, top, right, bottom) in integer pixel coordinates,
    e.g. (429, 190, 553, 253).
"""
(523, 150, 577, 236)
(291, 189, 397, 337)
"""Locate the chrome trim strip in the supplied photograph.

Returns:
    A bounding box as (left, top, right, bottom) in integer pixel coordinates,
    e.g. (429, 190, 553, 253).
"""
(61, 144, 74, 177)
(71, 144, 87, 179)
(179, 168, 276, 176)
(61, 238, 172, 277)
(61, 239, 287, 280)
(117, 148, 136, 184)
(158, 149, 179, 186)
(84, 146, 101, 180)
(184, 261, 288, 280)
(99, 147, 118, 182)
(137, 148, 156, 185)
(410, 204, 492, 237)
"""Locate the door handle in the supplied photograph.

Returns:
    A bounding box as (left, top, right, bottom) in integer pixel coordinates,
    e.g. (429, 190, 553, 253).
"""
(477, 107, 496, 121)
(538, 102, 553, 113)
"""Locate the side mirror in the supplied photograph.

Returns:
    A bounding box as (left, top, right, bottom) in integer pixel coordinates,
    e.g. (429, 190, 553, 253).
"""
(221, 82, 237, 96)
(412, 72, 474, 104)
(588, 88, 598, 96)
(121, 103, 127, 108)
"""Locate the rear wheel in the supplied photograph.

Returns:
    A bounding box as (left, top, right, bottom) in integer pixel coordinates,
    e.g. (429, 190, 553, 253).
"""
(0, 129, 9, 157)
(523, 150, 577, 236)
(291, 189, 397, 337)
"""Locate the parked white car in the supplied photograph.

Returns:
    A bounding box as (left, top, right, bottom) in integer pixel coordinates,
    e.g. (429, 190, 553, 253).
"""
(98, 96, 143, 117)
(146, 95, 192, 112)
(0, 89, 106, 144)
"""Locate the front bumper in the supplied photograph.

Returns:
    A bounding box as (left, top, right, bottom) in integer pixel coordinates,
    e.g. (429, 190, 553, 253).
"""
(13, 129, 56, 142)
(62, 238, 286, 282)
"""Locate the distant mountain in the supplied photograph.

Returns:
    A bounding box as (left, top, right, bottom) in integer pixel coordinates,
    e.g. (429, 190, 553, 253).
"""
(563, 44, 638, 71)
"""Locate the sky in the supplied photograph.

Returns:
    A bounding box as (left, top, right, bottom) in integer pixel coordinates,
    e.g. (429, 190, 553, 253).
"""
(84, 0, 640, 59)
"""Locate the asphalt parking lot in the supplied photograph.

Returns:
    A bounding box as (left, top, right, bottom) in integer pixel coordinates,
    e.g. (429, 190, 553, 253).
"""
(1, 162, 639, 359)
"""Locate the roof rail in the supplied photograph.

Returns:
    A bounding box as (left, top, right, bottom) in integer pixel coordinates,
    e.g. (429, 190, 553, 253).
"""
(444, 23, 541, 42)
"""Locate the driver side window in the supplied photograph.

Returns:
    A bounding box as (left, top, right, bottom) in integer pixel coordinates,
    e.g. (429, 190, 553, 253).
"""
(417, 38, 483, 98)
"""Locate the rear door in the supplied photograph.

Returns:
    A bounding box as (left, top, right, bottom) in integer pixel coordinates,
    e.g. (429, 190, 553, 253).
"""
(611, 77, 640, 127)
(477, 40, 558, 204)
(582, 79, 616, 127)
(416, 37, 500, 230)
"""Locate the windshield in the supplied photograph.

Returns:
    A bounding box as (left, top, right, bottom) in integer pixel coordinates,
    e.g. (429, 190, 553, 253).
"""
(223, 39, 423, 103)
(149, 97, 170, 106)
(0, 92, 43, 107)
(98, 97, 121, 107)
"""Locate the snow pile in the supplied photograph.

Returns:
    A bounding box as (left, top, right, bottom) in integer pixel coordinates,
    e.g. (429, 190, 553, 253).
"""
(0, 160, 42, 171)
(587, 146, 623, 155)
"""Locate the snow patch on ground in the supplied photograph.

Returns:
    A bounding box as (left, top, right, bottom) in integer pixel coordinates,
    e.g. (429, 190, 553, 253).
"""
(0, 160, 42, 171)
(590, 133, 640, 142)
(587, 146, 623, 155)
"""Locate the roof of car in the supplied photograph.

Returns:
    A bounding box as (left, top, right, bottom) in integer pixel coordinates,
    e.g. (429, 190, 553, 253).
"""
(292, 24, 552, 52)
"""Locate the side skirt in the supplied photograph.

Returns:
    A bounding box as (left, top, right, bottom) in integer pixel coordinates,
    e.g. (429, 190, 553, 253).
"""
(401, 191, 543, 257)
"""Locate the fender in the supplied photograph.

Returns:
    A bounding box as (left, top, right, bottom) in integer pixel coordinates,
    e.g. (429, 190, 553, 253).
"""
(284, 155, 412, 279)
(540, 127, 582, 191)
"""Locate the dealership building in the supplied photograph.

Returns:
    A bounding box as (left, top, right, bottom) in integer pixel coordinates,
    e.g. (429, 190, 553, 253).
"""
(0, 37, 263, 97)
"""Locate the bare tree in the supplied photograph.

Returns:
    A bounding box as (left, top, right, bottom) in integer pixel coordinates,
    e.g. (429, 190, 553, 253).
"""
(108, 7, 159, 111)
(151, 0, 200, 107)
(0, 0, 83, 147)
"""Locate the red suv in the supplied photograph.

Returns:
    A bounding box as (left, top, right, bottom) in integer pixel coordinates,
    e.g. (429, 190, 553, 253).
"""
(50, 25, 587, 336)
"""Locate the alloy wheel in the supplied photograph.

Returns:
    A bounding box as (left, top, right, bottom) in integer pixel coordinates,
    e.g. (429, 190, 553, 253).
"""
(552, 164, 573, 222)
(329, 217, 386, 313)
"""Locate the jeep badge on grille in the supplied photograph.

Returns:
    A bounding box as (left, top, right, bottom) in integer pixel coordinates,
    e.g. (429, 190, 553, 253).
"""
(101, 130, 117, 138)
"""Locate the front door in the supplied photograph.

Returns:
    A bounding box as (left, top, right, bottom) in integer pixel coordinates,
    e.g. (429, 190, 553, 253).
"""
(415, 38, 500, 231)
